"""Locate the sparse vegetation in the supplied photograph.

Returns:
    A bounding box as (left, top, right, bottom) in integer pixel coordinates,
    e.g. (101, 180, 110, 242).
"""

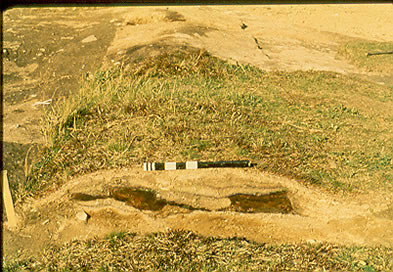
(3, 230, 393, 271)
(22, 48, 393, 198)
(338, 40, 393, 74)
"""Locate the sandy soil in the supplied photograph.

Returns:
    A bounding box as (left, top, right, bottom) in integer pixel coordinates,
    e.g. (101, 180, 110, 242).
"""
(2, 4, 393, 260)
(105, 5, 393, 74)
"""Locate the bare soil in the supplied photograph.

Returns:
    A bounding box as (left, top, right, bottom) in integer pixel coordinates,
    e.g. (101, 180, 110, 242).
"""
(2, 4, 393, 260)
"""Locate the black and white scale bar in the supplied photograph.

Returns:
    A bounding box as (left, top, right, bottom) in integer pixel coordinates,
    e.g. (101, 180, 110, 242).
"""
(144, 160, 252, 171)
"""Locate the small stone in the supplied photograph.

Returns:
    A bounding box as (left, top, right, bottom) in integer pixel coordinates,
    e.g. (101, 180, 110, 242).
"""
(76, 211, 90, 222)
(81, 35, 97, 43)
(306, 239, 316, 244)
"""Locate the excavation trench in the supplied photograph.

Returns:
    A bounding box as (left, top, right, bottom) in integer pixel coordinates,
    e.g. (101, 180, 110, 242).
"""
(71, 186, 294, 214)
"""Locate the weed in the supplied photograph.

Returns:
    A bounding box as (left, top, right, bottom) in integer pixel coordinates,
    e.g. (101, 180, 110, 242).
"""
(105, 231, 129, 244)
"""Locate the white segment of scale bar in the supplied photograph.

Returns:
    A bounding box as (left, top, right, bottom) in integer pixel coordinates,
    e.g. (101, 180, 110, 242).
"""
(144, 162, 153, 171)
(186, 161, 198, 169)
(164, 162, 177, 170)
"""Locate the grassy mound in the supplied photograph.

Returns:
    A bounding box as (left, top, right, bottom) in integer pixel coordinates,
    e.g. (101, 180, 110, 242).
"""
(4, 230, 392, 271)
(24, 48, 393, 196)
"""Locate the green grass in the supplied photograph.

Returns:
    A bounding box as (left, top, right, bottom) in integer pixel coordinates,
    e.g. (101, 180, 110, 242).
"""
(3, 230, 393, 271)
(22, 48, 393, 197)
(338, 40, 393, 74)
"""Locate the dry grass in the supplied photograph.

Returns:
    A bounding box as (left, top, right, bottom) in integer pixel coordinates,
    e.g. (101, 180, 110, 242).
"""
(338, 39, 393, 74)
(21, 48, 393, 198)
(4, 230, 393, 271)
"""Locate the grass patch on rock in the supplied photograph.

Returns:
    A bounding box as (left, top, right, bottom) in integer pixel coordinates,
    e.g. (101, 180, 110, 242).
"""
(338, 40, 393, 74)
(24, 48, 393, 197)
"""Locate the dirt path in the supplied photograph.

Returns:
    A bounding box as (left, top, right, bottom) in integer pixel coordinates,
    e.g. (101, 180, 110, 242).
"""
(3, 4, 393, 259)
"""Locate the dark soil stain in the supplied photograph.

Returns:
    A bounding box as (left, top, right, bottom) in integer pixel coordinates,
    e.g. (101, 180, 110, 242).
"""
(71, 186, 294, 214)
(110, 187, 167, 211)
(228, 191, 294, 214)
(71, 186, 207, 212)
